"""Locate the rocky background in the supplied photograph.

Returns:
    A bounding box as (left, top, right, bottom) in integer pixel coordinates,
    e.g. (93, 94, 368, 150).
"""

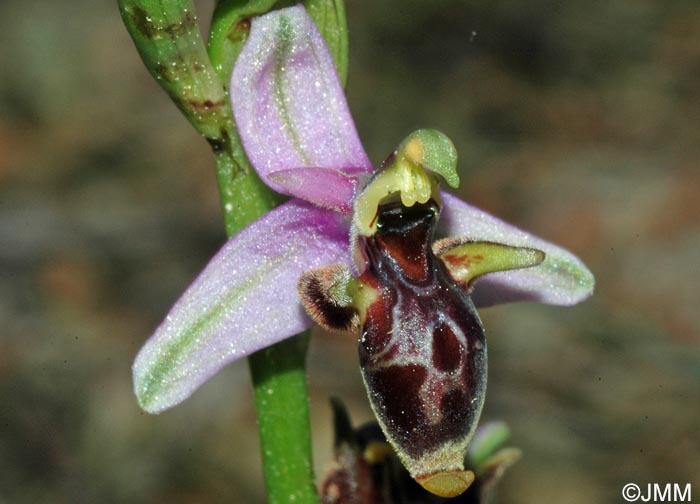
(1, 0, 698, 502)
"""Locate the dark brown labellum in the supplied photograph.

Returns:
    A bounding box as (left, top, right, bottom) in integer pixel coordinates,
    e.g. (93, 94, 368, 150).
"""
(357, 198, 487, 494)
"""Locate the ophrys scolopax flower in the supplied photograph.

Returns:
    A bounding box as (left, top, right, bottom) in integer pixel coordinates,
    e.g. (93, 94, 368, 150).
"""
(133, 6, 594, 497)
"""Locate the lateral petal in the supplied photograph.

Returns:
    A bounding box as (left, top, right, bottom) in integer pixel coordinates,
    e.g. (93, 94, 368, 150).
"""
(133, 200, 351, 413)
(433, 239, 545, 286)
(268, 167, 361, 214)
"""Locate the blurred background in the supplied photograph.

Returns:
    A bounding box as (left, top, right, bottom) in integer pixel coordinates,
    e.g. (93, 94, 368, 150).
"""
(1, 0, 698, 502)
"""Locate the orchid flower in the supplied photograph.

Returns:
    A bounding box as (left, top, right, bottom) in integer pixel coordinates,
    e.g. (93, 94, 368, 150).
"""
(133, 5, 593, 498)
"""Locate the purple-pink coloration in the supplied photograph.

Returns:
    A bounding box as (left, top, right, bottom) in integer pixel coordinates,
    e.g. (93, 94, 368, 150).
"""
(230, 6, 372, 199)
(133, 199, 350, 413)
(133, 5, 593, 424)
(439, 193, 593, 307)
(268, 167, 361, 214)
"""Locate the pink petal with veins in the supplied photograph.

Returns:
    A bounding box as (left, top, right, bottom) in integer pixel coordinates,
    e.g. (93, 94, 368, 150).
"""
(133, 199, 351, 413)
(231, 6, 371, 207)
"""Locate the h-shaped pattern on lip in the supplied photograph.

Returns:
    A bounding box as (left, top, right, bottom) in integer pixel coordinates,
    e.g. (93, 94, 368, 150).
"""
(132, 6, 594, 498)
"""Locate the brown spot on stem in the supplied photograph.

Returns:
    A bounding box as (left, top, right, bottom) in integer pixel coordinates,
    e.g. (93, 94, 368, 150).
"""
(226, 18, 251, 44)
(205, 128, 230, 154)
(128, 7, 196, 41)
(163, 11, 197, 40)
(206, 137, 225, 153)
(130, 6, 156, 38)
(187, 99, 226, 113)
(236, 18, 251, 33)
(154, 63, 169, 81)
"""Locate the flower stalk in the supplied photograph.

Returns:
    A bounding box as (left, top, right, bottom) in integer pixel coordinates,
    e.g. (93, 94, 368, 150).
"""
(248, 332, 318, 503)
(118, 0, 280, 234)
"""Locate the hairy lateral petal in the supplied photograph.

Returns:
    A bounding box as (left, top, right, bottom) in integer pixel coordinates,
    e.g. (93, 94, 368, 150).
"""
(231, 6, 371, 201)
(440, 192, 594, 306)
(133, 200, 351, 413)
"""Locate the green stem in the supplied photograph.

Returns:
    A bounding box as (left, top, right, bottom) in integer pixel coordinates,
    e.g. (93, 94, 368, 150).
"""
(207, 0, 280, 84)
(205, 4, 320, 503)
(119, 0, 281, 232)
(118, 0, 229, 140)
(214, 133, 318, 502)
(248, 333, 318, 503)
(209, 127, 281, 236)
(121, 1, 348, 502)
